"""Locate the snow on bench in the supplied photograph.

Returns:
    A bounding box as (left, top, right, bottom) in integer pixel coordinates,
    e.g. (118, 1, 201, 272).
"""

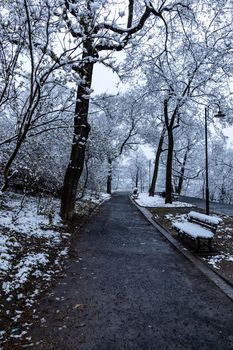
(172, 210, 223, 251)
(188, 211, 222, 226)
(172, 221, 214, 239)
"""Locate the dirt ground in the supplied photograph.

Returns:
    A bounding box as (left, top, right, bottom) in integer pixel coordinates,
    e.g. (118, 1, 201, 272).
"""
(149, 206, 233, 286)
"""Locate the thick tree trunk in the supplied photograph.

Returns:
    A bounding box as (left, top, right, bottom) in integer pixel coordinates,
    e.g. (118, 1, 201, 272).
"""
(165, 128, 174, 204)
(77, 157, 90, 200)
(107, 159, 112, 194)
(149, 127, 166, 196)
(60, 52, 93, 220)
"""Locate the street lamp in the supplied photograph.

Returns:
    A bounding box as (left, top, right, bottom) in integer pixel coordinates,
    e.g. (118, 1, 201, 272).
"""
(204, 106, 225, 215)
(148, 159, 152, 190)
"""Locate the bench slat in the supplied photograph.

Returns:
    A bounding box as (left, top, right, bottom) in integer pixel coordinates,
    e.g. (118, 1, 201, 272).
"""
(173, 221, 214, 239)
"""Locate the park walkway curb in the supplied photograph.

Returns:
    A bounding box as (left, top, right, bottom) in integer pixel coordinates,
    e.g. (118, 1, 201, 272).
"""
(130, 196, 233, 303)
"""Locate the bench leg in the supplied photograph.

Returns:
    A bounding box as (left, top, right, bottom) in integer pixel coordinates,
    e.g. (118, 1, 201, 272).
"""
(195, 237, 200, 252)
(208, 239, 212, 252)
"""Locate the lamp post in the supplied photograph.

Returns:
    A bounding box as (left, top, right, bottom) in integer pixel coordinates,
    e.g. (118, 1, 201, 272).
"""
(204, 106, 225, 215)
(148, 159, 151, 190)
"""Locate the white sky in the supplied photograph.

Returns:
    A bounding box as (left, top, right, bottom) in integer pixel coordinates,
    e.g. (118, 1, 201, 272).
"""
(92, 63, 120, 95)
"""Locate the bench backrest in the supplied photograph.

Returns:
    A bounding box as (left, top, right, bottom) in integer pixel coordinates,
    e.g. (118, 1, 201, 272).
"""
(187, 211, 222, 233)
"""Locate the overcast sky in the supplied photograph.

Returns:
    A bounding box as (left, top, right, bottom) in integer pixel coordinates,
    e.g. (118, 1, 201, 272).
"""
(92, 63, 120, 95)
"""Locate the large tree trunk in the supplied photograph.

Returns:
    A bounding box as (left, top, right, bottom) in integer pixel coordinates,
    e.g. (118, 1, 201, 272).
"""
(107, 159, 112, 194)
(60, 51, 93, 220)
(149, 127, 166, 196)
(165, 128, 174, 204)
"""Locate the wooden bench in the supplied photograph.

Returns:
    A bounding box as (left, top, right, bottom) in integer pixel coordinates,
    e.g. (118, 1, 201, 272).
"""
(173, 211, 222, 252)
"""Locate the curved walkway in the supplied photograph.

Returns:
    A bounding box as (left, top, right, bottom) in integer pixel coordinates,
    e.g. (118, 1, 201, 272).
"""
(25, 193, 233, 350)
(179, 196, 233, 216)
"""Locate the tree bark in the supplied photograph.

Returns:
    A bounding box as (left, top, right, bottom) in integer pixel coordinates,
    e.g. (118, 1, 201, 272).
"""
(165, 128, 174, 204)
(135, 169, 139, 188)
(1, 125, 30, 192)
(107, 158, 112, 194)
(60, 49, 93, 220)
(163, 97, 179, 204)
(176, 146, 189, 195)
(1, 140, 23, 192)
(149, 127, 166, 196)
(83, 157, 89, 192)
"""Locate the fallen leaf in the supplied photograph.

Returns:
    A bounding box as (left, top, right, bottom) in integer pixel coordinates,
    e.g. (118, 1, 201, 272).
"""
(73, 304, 86, 310)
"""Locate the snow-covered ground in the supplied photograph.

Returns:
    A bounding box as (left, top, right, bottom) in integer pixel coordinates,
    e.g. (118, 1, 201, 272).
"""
(0, 193, 64, 241)
(203, 254, 233, 270)
(85, 192, 111, 203)
(0, 191, 110, 346)
(135, 193, 193, 208)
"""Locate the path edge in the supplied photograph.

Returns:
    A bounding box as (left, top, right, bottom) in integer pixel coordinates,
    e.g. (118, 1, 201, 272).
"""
(129, 195, 233, 302)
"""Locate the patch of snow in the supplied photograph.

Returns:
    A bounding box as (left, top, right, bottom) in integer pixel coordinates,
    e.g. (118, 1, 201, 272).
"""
(0, 193, 62, 243)
(100, 193, 111, 201)
(204, 253, 233, 270)
(165, 214, 174, 220)
(0, 235, 20, 274)
(59, 247, 68, 256)
(0, 330, 6, 338)
(135, 193, 193, 208)
(2, 253, 49, 293)
(164, 213, 186, 221)
(83, 192, 111, 204)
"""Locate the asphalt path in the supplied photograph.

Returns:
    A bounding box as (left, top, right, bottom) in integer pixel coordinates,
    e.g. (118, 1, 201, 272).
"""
(25, 193, 233, 350)
(179, 196, 233, 216)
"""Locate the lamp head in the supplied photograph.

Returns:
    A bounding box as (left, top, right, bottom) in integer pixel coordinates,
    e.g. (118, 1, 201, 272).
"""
(214, 110, 225, 118)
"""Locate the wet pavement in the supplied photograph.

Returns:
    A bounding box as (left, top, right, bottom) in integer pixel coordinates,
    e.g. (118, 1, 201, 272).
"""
(179, 196, 233, 216)
(24, 193, 233, 350)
